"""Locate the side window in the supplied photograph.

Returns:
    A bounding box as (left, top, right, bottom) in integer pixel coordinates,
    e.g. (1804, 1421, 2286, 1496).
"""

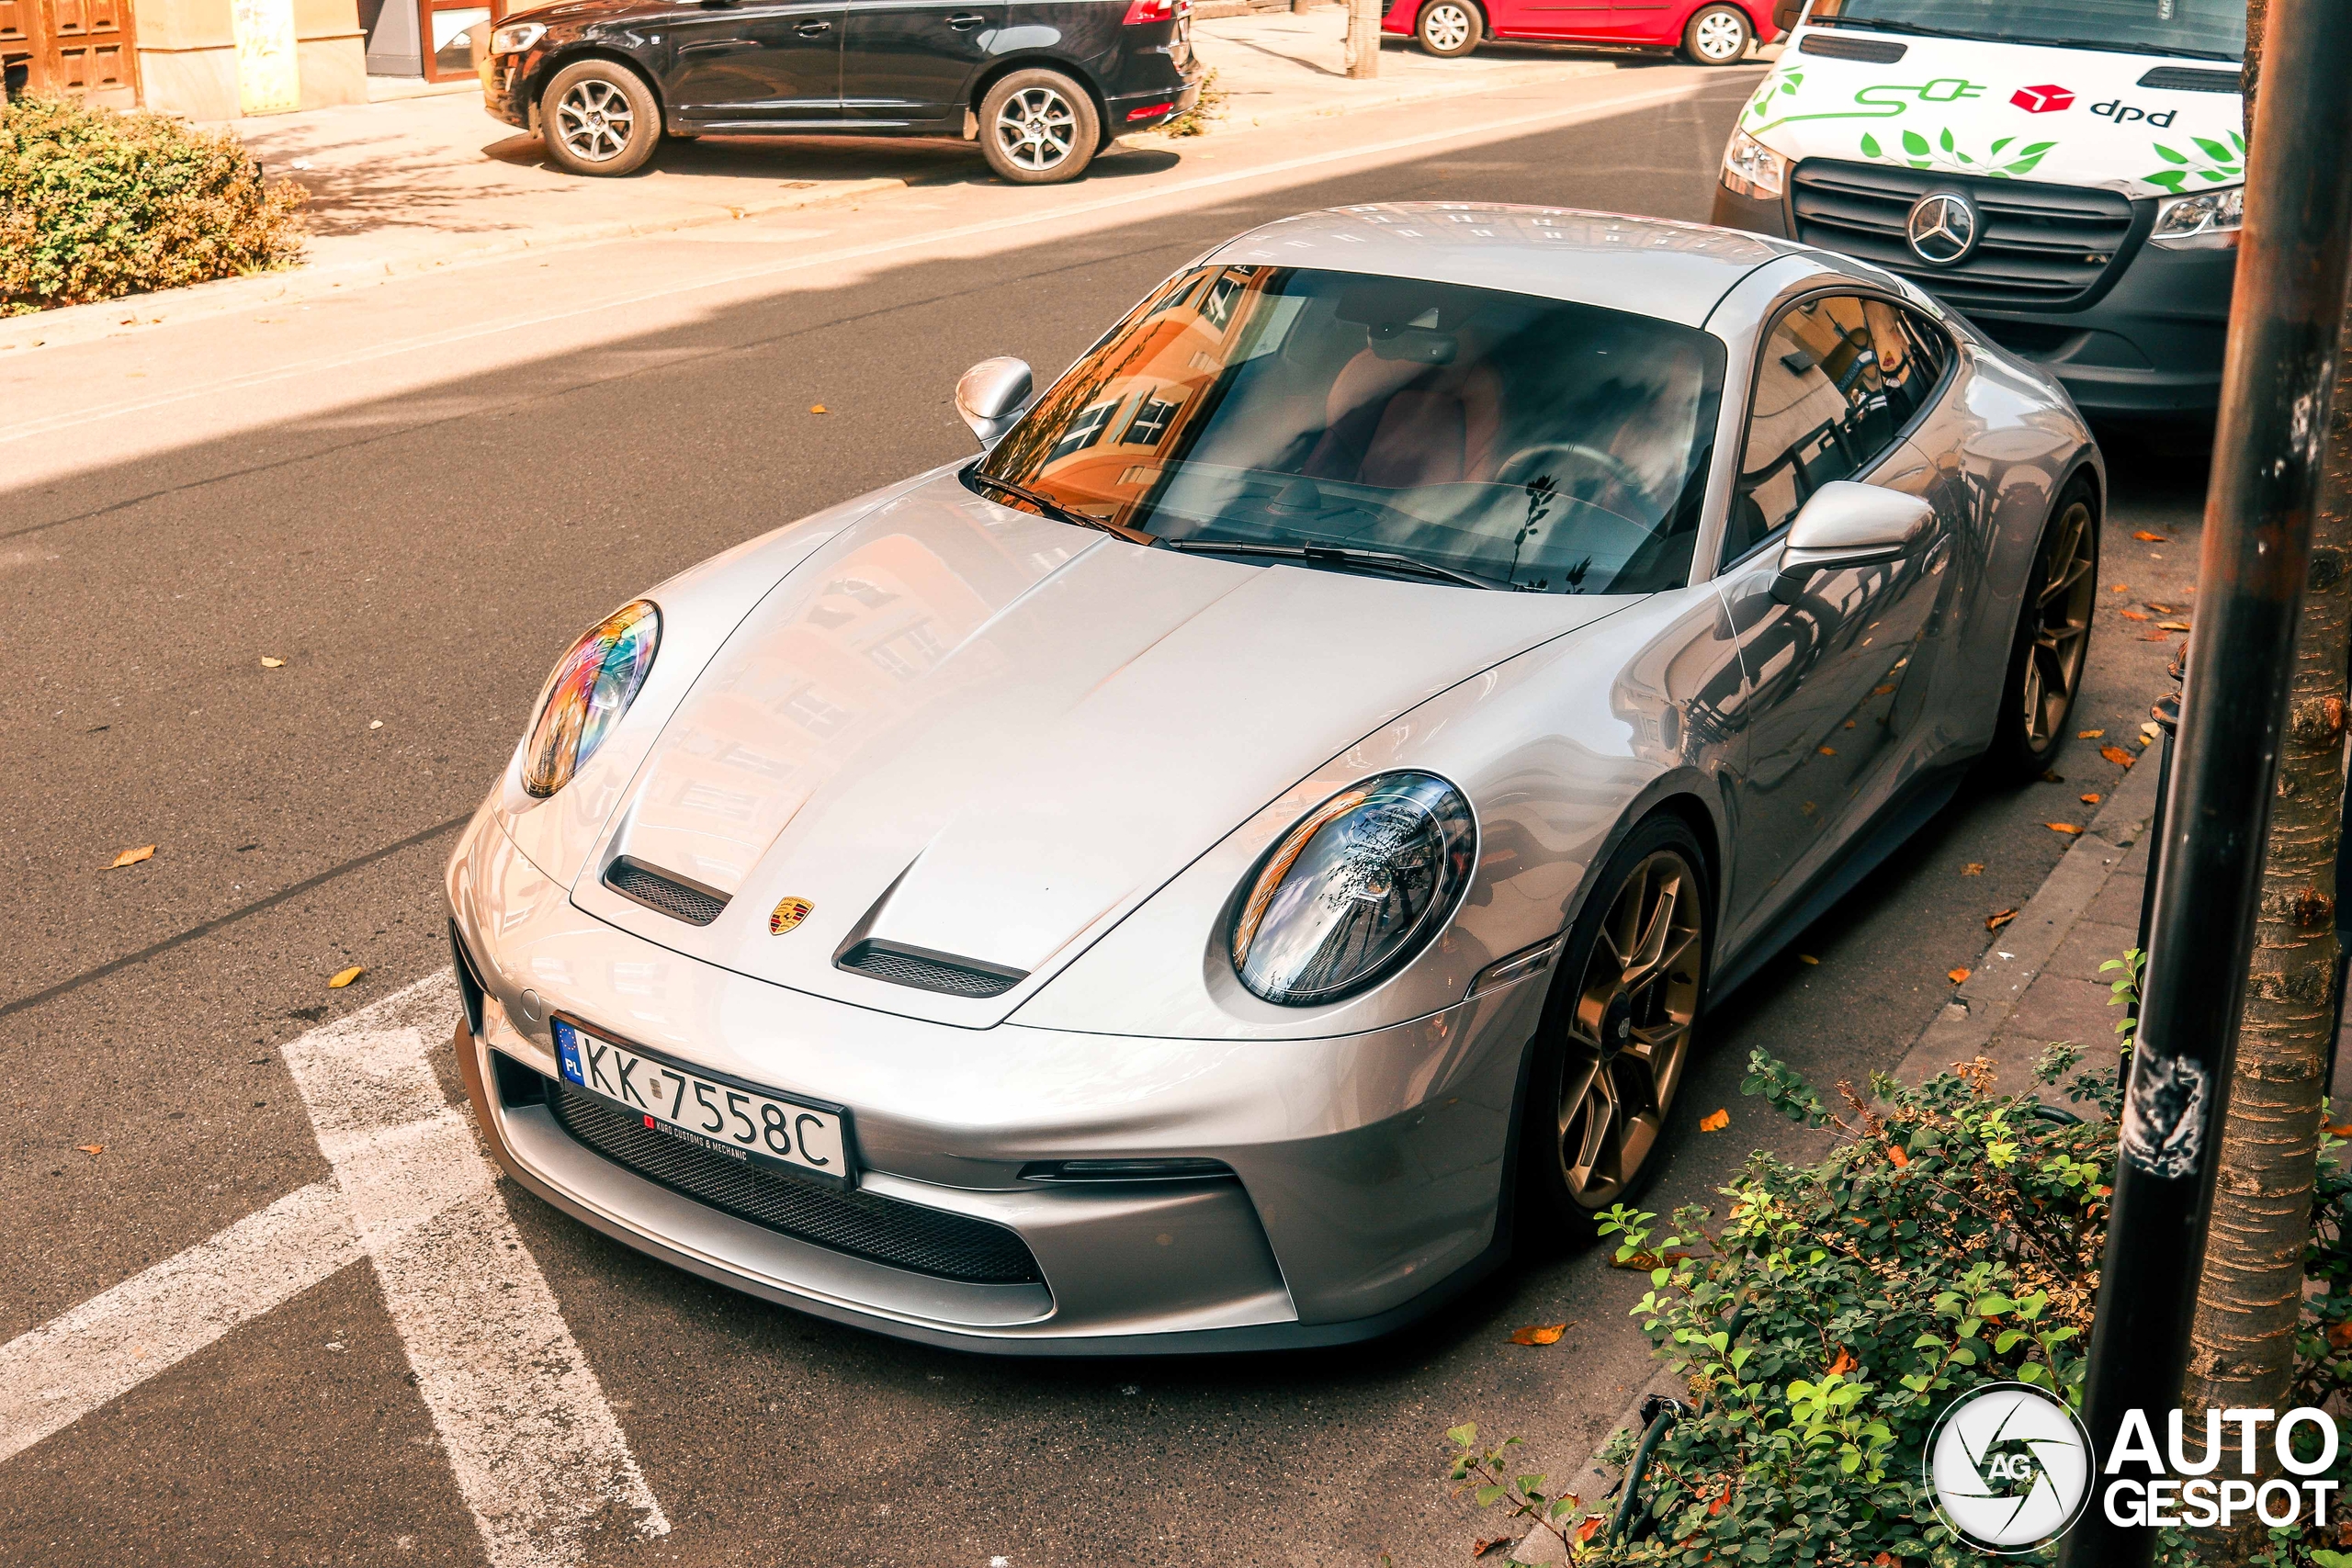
(1724, 295, 1904, 563)
(1862, 299, 1951, 428)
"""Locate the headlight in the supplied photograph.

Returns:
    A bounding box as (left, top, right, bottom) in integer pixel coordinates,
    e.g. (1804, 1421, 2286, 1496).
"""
(2151, 185, 2244, 248)
(1229, 772, 1476, 1007)
(1720, 129, 1788, 200)
(521, 600, 660, 797)
(490, 21, 545, 53)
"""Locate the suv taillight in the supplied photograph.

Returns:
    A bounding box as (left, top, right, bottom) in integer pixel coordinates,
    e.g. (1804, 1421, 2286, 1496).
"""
(1122, 0, 1180, 22)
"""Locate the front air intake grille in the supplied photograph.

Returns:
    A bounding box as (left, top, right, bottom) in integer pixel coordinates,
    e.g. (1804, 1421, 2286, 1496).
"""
(1791, 159, 2144, 310)
(835, 940, 1026, 998)
(1798, 32, 1906, 62)
(603, 857, 729, 927)
(548, 1083, 1045, 1284)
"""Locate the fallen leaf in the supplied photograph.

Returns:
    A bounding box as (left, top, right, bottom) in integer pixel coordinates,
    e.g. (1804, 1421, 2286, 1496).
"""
(1471, 1538, 1515, 1558)
(1826, 1348, 1858, 1376)
(2158, 621, 2191, 632)
(1949, 967, 1971, 984)
(2145, 603, 2175, 614)
(368, 719, 384, 730)
(260, 657, 285, 669)
(109, 844, 156, 868)
(2140, 629, 2174, 641)
(1871, 684, 1894, 695)
(1797, 953, 1820, 964)
(2133, 530, 2170, 542)
(1961, 863, 1984, 875)
(808, 403, 829, 413)
(2047, 822, 2084, 835)
(2119, 609, 2151, 622)
(1985, 908, 2019, 931)
(1510, 1323, 1568, 1346)
(1700, 1108, 1730, 1133)
(76, 1144, 102, 1156)
(2110, 583, 2129, 592)
(1875, 1554, 1899, 1567)
(328, 965, 366, 989)
(2327, 1122, 2352, 1138)
(2041, 770, 2064, 784)
(2080, 793, 2103, 805)
(1577, 1516, 1605, 1544)
(1844, 719, 1857, 728)
(1817, 745, 1837, 756)
(1888, 1144, 1910, 1168)
(2101, 746, 2135, 768)
(2078, 728, 2106, 739)
(1611, 1250, 1690, 1271)
(2332, 1321, 2352, 1351)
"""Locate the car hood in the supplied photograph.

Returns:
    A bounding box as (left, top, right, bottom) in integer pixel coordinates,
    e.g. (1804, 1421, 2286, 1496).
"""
(574, 470, 1632, 1026)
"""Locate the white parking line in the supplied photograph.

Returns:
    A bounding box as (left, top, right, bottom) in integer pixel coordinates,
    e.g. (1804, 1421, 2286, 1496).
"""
(0, 1180, 359, 1465)
(1, 973, 667, 1566)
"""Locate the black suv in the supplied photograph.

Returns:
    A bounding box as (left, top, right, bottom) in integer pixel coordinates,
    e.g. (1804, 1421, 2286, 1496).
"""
(477, 0, 1202, 184)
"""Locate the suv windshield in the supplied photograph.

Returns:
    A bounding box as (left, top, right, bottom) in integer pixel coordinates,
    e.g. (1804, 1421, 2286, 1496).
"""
(970, 265, 1726, 595)
(1810, 0, 2244, 61)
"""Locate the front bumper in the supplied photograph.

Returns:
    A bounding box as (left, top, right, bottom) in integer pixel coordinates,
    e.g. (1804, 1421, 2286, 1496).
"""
(446, 807, 1545, 1353)
(1710, 178, 2233, 418)
(481, 47, 533, 130)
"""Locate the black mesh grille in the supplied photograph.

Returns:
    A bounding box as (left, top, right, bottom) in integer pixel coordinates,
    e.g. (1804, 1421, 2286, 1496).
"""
(604, 858, 729, 927)
(1791, 160, 2142, 310)
(1798, 32, 1906, 62)
(2136, 66, 2241, 93)
(548, 1083, 1044, 1284)
(836, 941, 1025, 998)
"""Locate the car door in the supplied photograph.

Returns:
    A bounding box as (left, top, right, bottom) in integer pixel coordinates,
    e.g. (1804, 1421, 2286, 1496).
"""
(666, 0, 846, 123)
(1508, 0, 1615, 38)
(1713, 293, 1956, 955)
(1606, 0, 1671, 43)
(840, 0, 1001, 123)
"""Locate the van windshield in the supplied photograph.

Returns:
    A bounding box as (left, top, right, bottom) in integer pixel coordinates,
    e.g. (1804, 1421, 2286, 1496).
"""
(970, 265, 1725, 596)
(1809, 0, 2244, 62)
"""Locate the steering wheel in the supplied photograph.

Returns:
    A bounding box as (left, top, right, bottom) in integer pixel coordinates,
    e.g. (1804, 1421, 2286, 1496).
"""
(1494, 442, 1652, 509)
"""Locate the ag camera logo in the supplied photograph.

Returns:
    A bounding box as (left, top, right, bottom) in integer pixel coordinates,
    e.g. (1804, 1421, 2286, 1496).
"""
(1925, 1383, 2095, 1551)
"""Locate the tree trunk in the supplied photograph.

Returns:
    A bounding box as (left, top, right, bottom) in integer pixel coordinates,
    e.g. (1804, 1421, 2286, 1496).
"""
(2175, 6, 2350, 1554)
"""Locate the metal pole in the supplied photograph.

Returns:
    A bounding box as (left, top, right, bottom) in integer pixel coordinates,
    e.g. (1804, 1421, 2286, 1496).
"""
(2064, 2, 2352, 1561)
(2122, 649, 2185, 1063)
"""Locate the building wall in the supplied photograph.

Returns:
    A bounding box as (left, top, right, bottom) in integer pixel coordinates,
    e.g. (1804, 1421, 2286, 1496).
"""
(132, 0, 366, 118)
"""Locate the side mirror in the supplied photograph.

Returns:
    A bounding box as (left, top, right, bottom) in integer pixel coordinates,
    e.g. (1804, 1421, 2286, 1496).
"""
(1770, 480, 1935, 604)
(956, 356, 1034, 448)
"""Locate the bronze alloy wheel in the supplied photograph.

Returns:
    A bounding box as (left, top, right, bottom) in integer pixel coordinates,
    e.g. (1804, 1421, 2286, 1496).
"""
(1555, 847, 1703, 1209)
(2019, 496, 2098, 750)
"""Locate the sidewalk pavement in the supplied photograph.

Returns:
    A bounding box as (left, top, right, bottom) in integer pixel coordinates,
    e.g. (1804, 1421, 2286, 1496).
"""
(219, 14, 1630, 280)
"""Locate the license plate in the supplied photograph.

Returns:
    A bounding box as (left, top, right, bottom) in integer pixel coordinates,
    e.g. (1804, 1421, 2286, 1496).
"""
(552, 1018, 855, 1190)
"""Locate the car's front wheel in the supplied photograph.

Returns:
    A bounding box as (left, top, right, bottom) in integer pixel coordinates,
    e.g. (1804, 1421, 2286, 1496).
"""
(1416, 0, 1482, 57)
(541, 60, 662, 176)
(1520, 814, 1711, 1246)
(978, 70, 1102, 185)
(1680, 4, 1751, 64)
(1989, 476, 2100, 777)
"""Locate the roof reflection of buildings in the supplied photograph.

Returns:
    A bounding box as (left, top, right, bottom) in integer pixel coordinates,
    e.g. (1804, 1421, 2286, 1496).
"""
(997, 264, 1286, 533)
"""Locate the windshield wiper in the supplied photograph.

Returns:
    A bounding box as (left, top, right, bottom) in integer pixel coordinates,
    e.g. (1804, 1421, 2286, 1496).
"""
(1156, 538, 1505, 591)
(969, 470, 1159, 544)
(1814, 13, 2240, 58)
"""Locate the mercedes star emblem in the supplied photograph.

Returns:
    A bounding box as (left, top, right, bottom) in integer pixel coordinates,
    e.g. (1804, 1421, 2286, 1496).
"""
(1906, 190, 1980, 266)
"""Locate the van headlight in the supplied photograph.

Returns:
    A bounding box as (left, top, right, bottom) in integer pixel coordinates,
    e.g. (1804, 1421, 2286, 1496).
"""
(521, 601, 660, 797)
(1229, 773, 1476, 1007)
(2152, 185, 2243, 248)
(1720, 129, 1788, 200)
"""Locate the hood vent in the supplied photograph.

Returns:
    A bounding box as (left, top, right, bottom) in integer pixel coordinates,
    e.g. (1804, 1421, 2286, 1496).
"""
(836, 940, 1027, 998)
(1799, 33, 1906, 63)
(2135, 66, 2242, 93)
(603, 857, 730, 927)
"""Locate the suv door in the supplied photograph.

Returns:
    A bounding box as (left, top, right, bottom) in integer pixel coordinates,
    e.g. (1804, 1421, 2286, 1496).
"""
(667, 0, 846, 123)
(1713, 293, 1955, 953)
(840, 0, 1003, 125)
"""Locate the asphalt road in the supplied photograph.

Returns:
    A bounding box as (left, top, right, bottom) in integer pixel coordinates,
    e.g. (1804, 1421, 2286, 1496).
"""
(1, 62, 2212, 1568)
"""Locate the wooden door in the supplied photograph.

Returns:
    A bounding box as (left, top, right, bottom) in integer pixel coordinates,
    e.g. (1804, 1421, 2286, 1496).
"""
(44, 0, 139, 104)
(3, 0, 44, 96)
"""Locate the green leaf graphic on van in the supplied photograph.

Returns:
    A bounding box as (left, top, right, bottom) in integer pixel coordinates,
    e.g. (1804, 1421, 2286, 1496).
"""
(2146, 134, 2242, 193)
(1860, 129, 2057, 177)
(1860, 131, 1882, 158)
(1902, 130, 1930, 157)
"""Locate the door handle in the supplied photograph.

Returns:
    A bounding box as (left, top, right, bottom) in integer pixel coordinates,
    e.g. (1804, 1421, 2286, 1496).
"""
(945, 11, 985, 26)
(796, 17, 831, 32)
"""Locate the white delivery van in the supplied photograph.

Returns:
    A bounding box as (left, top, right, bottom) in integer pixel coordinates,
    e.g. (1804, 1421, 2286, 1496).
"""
(1713, 0, 2244, 417)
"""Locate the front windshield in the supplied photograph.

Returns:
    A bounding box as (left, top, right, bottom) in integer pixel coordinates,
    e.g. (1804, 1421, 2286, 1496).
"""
(1810, 0, 2244, 61)
(971, 265, 1726, 595)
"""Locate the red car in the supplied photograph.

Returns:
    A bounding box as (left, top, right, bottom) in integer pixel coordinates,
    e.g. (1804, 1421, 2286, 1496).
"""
(1383, 0, 1777, 63)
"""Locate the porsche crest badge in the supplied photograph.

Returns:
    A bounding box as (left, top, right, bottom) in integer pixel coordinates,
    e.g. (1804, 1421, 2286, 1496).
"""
(768, 897, 813, 935)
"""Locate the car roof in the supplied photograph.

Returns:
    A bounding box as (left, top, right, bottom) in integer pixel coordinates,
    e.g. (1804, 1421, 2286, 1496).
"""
(1195, 203, 1814, 330)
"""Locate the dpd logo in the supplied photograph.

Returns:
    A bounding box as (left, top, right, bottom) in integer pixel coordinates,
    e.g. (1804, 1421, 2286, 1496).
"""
(1925, 1383, 2096, 1552)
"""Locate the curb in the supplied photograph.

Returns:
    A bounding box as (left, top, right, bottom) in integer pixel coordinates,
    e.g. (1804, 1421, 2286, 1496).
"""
(1510, 744, 2165, 1562)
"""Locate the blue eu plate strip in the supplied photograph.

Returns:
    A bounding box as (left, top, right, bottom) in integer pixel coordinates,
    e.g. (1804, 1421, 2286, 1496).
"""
(552, 1019, 585, 1087)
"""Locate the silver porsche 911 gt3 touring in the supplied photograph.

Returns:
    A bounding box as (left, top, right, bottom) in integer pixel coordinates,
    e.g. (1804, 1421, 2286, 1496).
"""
(446, 202, 2100, 1353)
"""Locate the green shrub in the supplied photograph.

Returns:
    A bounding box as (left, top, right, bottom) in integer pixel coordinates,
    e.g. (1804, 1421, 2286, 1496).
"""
(1158, 69, 1227, 138)
(1445, 1006, 2352, 1565)
(0, 95, 305, 312)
